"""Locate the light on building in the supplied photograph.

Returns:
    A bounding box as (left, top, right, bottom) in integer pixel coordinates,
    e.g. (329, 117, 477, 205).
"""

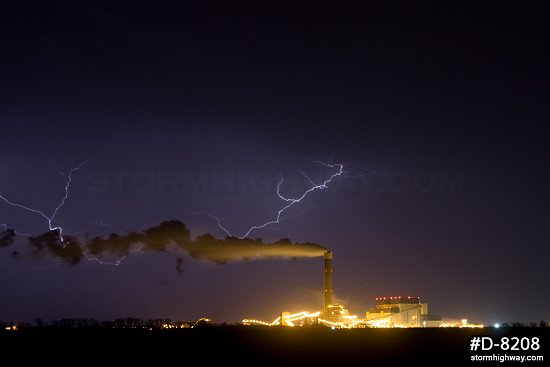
(494, 323, 500, 328)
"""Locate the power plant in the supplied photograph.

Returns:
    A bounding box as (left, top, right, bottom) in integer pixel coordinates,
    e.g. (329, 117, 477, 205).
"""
(243, 251, 483, 328)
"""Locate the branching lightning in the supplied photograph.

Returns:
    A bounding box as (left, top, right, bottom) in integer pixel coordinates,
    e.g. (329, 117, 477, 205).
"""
(1, 163, 132, 266)
(84, 254, 127, 266)
(0, 160, 90, 241)
(205, 161, 344, 239)
(84, 241, 147, 266)
(1, 158, 358, 268)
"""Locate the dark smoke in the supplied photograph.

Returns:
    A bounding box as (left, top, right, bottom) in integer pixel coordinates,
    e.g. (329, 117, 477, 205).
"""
(0, 228, 16, 247)
(4, 220, 327, 269)
(28, 231, 83, 265)
(175, 257, 185, 274)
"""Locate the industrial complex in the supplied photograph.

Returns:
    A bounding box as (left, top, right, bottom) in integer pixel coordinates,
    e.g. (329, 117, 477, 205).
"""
(243, 251, 483, 329)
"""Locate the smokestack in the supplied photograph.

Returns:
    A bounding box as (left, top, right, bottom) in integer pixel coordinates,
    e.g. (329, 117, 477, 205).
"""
(324, 251, 332, 309)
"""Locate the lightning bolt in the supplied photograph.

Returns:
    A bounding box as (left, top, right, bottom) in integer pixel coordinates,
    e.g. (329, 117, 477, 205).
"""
(0, 160, 90, 241)
(204, 161, 343, 239)
(0, 223, 30, 237)
(83, 242, 147, 266)
(84, 254, 127, 266)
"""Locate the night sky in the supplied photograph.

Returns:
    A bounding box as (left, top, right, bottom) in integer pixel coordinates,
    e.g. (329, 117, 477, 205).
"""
(1, 1, 548, 324)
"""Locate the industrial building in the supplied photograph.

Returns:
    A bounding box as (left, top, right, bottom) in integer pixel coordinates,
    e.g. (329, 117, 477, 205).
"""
(243, 250, 470, 329)
(365, 296, 441, 328)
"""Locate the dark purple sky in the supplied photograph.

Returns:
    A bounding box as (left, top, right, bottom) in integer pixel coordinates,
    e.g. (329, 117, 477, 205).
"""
(1, 1, 548, 324)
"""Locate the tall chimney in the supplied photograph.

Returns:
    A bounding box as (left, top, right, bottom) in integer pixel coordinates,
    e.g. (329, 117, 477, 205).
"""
(324, 251, 332, 309)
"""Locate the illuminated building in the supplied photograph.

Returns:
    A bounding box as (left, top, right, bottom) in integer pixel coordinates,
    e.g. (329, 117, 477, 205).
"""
(366, 296, 441, 327)
(439, 319, 483, 328)
(242, 251, 480, 329)
(323, 304, 350, 323)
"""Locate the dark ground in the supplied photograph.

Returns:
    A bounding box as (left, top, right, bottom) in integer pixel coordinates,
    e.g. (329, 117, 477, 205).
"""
(1, 326, 547, 365)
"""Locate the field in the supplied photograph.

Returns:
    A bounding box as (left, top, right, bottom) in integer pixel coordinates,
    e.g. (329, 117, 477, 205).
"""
(2, 326, 548, 365)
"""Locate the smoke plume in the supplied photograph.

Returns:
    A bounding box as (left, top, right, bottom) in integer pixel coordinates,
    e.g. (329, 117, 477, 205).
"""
(0, 228, 16, 248)
(3, 220, 327, 269)
(28, 231, 83, 265)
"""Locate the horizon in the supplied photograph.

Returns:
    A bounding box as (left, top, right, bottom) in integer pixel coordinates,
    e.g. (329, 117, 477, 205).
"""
(1, 2, 548, 326)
